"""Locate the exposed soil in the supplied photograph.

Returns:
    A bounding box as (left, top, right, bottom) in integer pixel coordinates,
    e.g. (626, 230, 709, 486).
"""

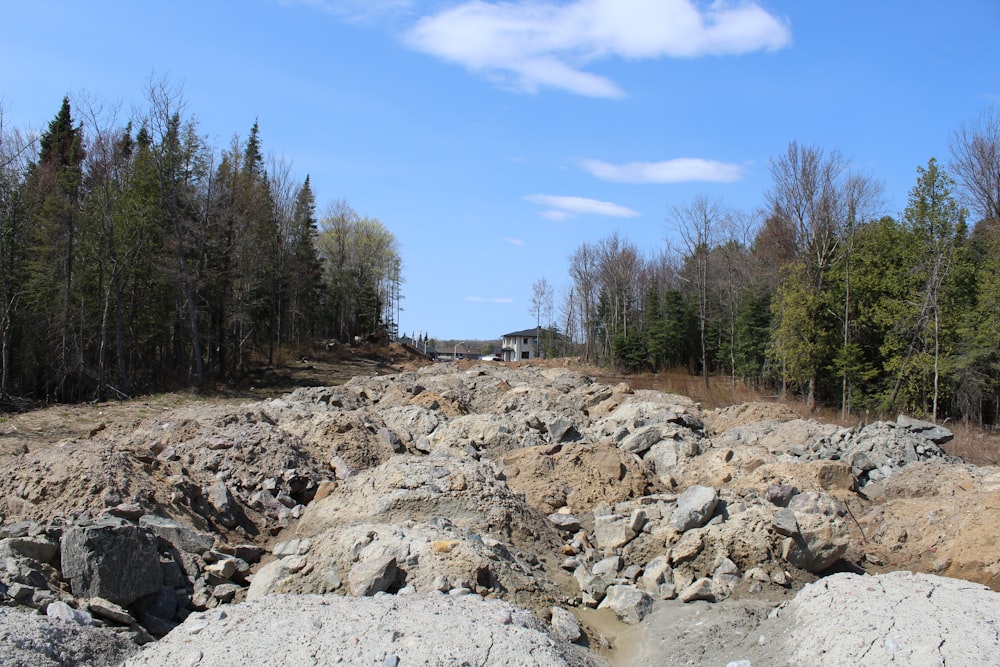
(4, 346, 1000, 666)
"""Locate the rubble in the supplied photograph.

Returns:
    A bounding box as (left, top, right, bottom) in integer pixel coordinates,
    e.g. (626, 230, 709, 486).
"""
(0, 360, 995, 665)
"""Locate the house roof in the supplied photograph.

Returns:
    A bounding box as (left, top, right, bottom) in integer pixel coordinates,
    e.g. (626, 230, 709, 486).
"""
(502, 328, 539, 338)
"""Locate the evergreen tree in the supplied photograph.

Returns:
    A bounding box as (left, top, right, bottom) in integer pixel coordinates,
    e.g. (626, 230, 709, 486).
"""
(24, 97, 86, 400)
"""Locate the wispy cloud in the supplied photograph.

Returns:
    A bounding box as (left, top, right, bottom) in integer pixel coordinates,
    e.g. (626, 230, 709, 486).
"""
(524, 194, 640, 220)
(465, 296, 515, 303)
(403, 0, 791, 97)
(280, 0, 414, 22)
(503, 237, 525, 246)
(581, 157, 745, 183)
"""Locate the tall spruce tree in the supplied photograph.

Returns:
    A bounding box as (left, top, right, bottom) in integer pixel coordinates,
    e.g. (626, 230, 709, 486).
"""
(25, 97, 86, 400)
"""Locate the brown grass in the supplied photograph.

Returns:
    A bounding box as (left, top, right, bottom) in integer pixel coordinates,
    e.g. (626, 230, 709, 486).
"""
(939, 421, 1000, 466)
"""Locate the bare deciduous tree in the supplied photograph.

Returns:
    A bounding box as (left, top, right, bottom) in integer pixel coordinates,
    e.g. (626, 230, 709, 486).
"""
(672, 195, 724, 388)
(950, 106, 1000, 225)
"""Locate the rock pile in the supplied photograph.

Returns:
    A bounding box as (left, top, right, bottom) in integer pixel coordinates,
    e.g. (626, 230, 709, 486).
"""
(0, 360, 990, 666)
(0, 511, 262, 643)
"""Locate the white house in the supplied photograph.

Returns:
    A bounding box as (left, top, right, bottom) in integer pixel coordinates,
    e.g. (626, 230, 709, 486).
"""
(500, 328, 539, 361)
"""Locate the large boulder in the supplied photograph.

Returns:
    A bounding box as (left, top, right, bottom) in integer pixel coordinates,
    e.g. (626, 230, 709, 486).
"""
(772, 572, 1000, 665)
(670, 485, 718, 532)
(60, 523, 162, 606)
(121, 593, 607, 667)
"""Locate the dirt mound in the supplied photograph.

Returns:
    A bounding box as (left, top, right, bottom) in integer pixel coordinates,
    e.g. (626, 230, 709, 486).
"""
(857, 461, 1000, 588)
(503, 441, 656, 515)
(704, 401, 803, 434)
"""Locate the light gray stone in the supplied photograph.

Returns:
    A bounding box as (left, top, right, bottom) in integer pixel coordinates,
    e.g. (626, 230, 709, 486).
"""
(0, 536, 58, 565)
(550, 606, 582, 642)
(46, 600, 95, 626)
(599, 585, 653, 624)
(640, 555, 676, 600)
(139, 515, 215, 554)
(205, 482, 238, 528)
(670, 485, 718, 532)
(348, 555, 399, 596)
(620, 426, 663, 456)
(548, 512, 581, 532)
(781, 514, 849, 573)
(896, 415, 954, 444)
(678, 577, 716, 603)
(87, 597, 136, 625)
(593, 515, 637, 551)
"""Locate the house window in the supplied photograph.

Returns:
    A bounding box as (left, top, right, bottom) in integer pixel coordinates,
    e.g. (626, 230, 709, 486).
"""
(521, 351, 530, 359)
(523, 337, 529, 344)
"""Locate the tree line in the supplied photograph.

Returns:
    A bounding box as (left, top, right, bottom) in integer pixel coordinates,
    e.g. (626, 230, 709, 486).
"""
(0, 84, 401, 402)
(550, 108, 1000, 424)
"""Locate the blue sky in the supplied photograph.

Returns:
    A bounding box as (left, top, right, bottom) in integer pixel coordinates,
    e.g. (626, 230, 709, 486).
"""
(1, 0, 998, 341)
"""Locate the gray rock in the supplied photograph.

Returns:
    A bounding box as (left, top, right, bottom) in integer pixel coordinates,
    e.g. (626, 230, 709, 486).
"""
(896, 415, 954, 444)
(787, 491, 845, 517)
(60, 524, 163, 606)
(849, 451, 877, 473)
(593, 514, 637, 551)
(670, 485, 718, 532)
(46, 600, 95, 626)
(120, 593, 604, 666)
(766, 484, 799, 507)
(87, 597, 136, 625)
(139, 515, 215, 554)
(0, 536, 59, 565)
(348, 555, 399, 596)
(712, 557, 741, 596)
(546, 416, 581, 443)
(575, 568, 611, 604)
(378, 427, 406, 453)
(640, 555, 676, 600)
(781, 514, 849, 573)
(550, 606, 582, 642)
(620, 426, 663, 456)
(644, 441, 680, 471)
(592, 555, 623, 579)
(272, 538, 313, 557)
(772, 508, 800, 537)
(329, 455, 357, 479)
(212, 583, 241, 603)
(599, 584, 653, 624)
(678, 577, 716, 603)
(548, 512, 581, 532)
(205, 482, 239, 528)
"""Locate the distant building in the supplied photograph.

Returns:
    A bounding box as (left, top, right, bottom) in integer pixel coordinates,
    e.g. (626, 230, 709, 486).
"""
(501, 328, 539, 361)
(447, 343, 478, 361)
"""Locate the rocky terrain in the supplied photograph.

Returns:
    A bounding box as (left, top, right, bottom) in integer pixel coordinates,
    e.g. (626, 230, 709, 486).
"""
(2, 355, 1000, 665)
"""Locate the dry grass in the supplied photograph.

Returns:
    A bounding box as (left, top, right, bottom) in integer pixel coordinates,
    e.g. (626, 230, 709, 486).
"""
(939, 422, 1000, 466)
(594, 369, 795, 412)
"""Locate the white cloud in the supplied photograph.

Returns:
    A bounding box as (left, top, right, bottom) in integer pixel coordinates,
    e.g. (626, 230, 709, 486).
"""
(525, 194, 640, 219)
(503, 237, 525, 246)
(465, 296, 515, 303)
(403, 0, 791, 97)
(580, 157, 745, 183)
(539, 209, 575, 221)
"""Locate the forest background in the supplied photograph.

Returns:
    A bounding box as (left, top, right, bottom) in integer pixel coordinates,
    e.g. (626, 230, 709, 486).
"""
(2, 87, 999, 426)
